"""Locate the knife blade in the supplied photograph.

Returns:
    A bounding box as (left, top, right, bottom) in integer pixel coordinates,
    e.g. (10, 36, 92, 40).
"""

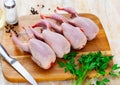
(0, 44, 38, 85)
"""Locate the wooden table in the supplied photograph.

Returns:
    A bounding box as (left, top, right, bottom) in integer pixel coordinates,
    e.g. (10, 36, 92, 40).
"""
(0, 0, 120, 85)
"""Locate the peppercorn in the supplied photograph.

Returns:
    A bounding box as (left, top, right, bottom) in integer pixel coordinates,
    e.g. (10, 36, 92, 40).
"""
(5, 24, 19, 37)
(48, 8, 51, 10)
(41, 5, 45, 8)
(30, 7, 38, 15)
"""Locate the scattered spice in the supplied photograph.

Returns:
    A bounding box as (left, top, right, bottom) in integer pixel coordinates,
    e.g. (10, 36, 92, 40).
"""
(41, 5, 45, 8)
(37, 4, 39, 7)
(5, 24, 19, 37)
(12, 29, 19, 37)
(48, 8, 51, 10)
(30, 7, 38, 15)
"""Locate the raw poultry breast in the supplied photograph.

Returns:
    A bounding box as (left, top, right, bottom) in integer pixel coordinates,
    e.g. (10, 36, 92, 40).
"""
(11, 27, 56, 69)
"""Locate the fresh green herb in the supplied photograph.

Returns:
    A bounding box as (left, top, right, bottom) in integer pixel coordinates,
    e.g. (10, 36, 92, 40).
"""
(58, 51, 114, 85)
(96, 78, 110, 85)
(58, 52, 77, 75)
(109, 64, 120, 77)
(76, 51, 113, 85)
(63, 51, 77, 60)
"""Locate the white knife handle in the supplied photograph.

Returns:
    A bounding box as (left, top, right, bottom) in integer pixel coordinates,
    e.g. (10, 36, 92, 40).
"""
(0, 44, 15, 64)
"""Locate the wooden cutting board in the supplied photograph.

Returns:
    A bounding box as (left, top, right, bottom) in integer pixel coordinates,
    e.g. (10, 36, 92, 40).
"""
(1, 14, 111, 82)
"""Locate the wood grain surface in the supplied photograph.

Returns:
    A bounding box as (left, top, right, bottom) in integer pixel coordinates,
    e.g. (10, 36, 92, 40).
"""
(1, 14, 111, 82)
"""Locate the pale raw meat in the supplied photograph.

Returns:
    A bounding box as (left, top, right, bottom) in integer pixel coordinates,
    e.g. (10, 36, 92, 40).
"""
(56, 6, 99, 41)
(32, 20, 71, 58)
(61, 23, 87, 49)
(69, 17, 99, 40)
(48, 21, 87, 49)
(11, 27, 56, 69)
(40, 13, 68, 24)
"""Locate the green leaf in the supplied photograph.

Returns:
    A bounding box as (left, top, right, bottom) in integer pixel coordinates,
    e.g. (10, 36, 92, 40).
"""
(75, 68, 83, 77)
(70, 58, 75, 64)
(100, 63, 108, 70)
(112, 64, 120, 70)
(103, 78, 110, 82)
(58, 62, 65, 68)
(84, 55, 94, 63)
(63, 54, 68, 60)
(65, 67, 69, 72)
(109, 72, 118, 77)
(89, 62, 96, 70)
(96, 80, 101, 85)
(96, 78, 110, 85)
(97, 51, 102, 56)
(99, 70, 106, 76)
(78, 54, 85, 64)
(109, 64, 120, 77)
(101, 56, 113, 63)
(63, 51, 77, 60)
(96, 80, 106, 85)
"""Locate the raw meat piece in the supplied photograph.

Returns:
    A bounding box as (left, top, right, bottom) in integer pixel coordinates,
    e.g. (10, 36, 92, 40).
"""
(57, 6, 78, 18)
(56, 6, 99, 40)
(61, 23, 87, 49)
(41, 14, 87, 49)
(69, 17, 99, 40)
(11, 27, 56, 69)
(32, 20, 71, 58)
(40, 13, 68, 24)
(47, 20, 87, 49)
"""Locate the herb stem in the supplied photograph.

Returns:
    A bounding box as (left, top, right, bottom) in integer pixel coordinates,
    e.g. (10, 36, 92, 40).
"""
(76, 69, 88, 85)
(72, 79, 76, 85)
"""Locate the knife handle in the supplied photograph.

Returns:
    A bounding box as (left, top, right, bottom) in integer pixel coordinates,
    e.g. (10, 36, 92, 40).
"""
(0, 43, 15, 64)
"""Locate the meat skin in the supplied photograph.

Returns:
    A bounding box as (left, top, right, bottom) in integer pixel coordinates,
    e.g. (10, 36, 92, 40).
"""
(11, 27, 56, 69)
(32, 20, 71, 58)
(55, 6, 99, 40)
(48, 21, 87, 49)
(69, 17, 99, 40)
(61, 23, 87, 49)
(41, 15, 87, 49)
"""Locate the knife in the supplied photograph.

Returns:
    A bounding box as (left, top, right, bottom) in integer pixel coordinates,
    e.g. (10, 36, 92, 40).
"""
(0, 44, 38, 85)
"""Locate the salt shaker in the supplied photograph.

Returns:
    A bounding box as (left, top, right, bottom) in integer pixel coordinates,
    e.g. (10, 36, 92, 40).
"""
(4, 0, 18, 25)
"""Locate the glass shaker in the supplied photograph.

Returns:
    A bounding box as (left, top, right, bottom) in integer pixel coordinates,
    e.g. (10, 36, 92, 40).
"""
(4, 0, 18, 25)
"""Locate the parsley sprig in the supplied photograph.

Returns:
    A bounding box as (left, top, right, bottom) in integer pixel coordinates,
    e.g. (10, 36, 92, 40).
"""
(109, 64, 120, 77)
(58, 51, 120, 85)
(96, 78, 110, 85)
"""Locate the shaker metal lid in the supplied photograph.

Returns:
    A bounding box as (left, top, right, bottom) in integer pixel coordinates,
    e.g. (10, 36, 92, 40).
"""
(4, 0, 16, 9)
